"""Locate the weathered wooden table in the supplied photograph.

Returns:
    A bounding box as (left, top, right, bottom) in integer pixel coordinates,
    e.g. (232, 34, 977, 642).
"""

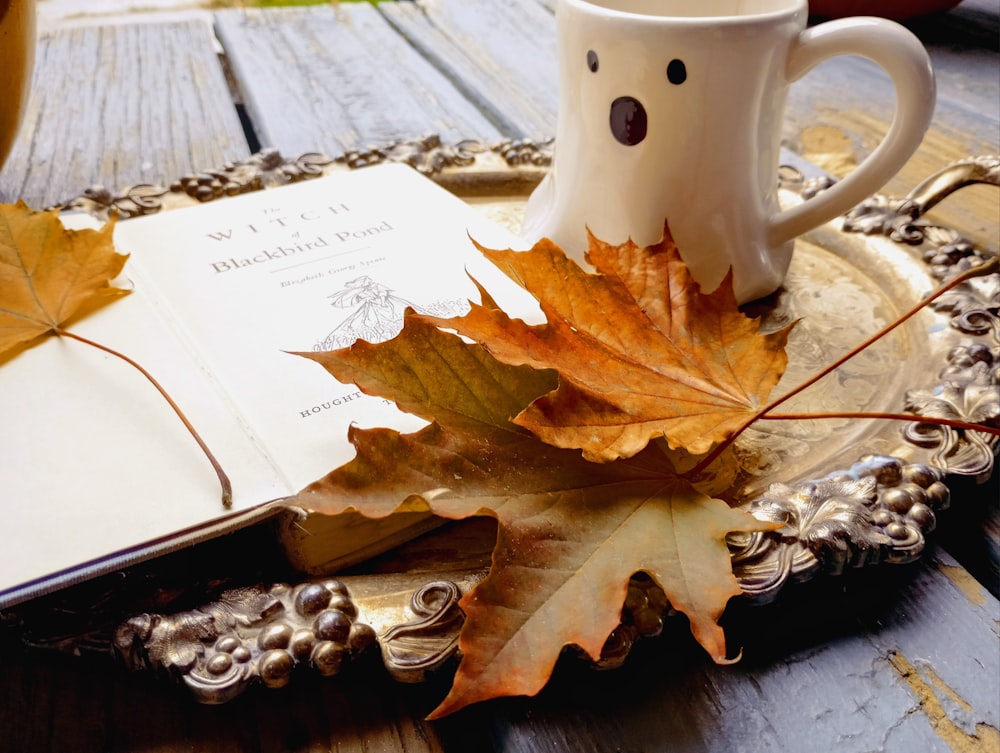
(1, 2, 998, 751)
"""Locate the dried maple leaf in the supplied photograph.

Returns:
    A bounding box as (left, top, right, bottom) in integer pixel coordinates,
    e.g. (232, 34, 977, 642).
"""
(432, 227, 794, 461)
(0, 202, 231, 503)
(294, 312, 774, 717)
(0, 201, 128, 355)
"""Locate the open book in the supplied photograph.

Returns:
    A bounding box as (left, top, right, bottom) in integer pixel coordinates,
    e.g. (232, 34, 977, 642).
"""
(0, 163, 539, 608)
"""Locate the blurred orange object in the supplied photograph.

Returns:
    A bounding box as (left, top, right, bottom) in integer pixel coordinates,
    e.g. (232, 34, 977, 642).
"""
(0, 0, 35, 172)
(809, 0, 962, 19)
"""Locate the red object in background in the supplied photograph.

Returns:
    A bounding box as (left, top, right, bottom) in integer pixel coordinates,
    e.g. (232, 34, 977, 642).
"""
(809, 0, 963, 20)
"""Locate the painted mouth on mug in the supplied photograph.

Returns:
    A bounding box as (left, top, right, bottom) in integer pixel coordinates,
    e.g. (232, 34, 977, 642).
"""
(610, 96, 647, 146)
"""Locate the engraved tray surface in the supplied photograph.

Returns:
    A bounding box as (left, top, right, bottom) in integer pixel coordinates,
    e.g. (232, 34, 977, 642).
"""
(17, 143, 1000, 703)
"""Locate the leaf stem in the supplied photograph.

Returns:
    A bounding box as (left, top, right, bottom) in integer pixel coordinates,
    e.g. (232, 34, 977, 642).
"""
(56, 328, 233, 507)
(761, 412, 1000, 437)
(688, 256, 999, 476)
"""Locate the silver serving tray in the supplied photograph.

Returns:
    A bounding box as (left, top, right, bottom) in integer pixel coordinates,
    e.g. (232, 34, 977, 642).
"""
(47, 144, 1000, 703)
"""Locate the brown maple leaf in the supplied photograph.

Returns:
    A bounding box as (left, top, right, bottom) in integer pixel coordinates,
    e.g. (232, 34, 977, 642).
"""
(294, 311, 774, 717)
(431, 226, 793, 461)
(0, 201, 128, 355)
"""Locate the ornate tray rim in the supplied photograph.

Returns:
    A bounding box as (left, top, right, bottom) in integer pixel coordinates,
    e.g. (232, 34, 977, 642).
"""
(34, 141, 1000, 703)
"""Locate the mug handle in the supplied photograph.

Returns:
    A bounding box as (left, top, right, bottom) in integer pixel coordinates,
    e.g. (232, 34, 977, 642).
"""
(767, 17, 935, 247)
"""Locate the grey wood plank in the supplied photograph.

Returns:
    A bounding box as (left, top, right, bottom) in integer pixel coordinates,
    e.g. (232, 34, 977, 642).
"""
(939, 473, 1000, 600)
(478, 547, 1000, 753)
(213, 5, 501, 156)
(0, 635, 472, 753)
(0, 20, 250, 209)
(378, 0, 559, 139)
(0, 523, 490, 753)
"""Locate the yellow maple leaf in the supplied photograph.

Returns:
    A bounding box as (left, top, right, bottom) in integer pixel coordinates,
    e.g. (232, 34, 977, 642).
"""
(0, 201, 127, 356)
(0, 201, 230, 504)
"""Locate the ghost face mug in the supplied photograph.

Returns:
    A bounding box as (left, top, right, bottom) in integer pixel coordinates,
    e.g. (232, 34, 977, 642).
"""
(522, 0, 935, 303)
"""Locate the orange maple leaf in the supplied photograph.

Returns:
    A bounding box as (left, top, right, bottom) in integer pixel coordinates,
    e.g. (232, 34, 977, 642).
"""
(435, 226, 794, 461)
(295, 308, 775, 717)
(0, 201, 128, 355)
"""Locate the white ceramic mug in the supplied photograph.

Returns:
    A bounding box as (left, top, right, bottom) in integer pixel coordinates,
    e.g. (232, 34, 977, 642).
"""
(522, 0, 935, 303)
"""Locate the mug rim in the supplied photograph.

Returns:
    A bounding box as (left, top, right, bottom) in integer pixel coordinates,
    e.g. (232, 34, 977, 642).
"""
(561, 0, 806, 24)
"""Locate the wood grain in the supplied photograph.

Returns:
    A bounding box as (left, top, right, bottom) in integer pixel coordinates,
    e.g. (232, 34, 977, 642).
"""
(214, 5, 501, 156)
(0, 644, 473, 753)
(475, 547, 1000, 753)
(0, 523, 488, 753)
(378, 0, 559, 138)
(937, 473, 1000, 601)
(0, 20, 250, 209)
(5, 520, 995, 753)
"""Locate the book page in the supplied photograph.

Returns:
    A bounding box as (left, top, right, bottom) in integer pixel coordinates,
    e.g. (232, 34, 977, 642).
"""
(0, 251, 290, 599)
(114, 164, 540, 493)
(0, 166, 539, 604)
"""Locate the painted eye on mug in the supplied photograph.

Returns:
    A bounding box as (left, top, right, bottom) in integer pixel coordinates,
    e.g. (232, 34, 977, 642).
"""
(586, 50, 599, 73)
(666, 59, 687, 85)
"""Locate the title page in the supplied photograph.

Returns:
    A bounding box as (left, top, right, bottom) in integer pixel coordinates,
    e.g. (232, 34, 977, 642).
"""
(115, 163, 539, 492)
